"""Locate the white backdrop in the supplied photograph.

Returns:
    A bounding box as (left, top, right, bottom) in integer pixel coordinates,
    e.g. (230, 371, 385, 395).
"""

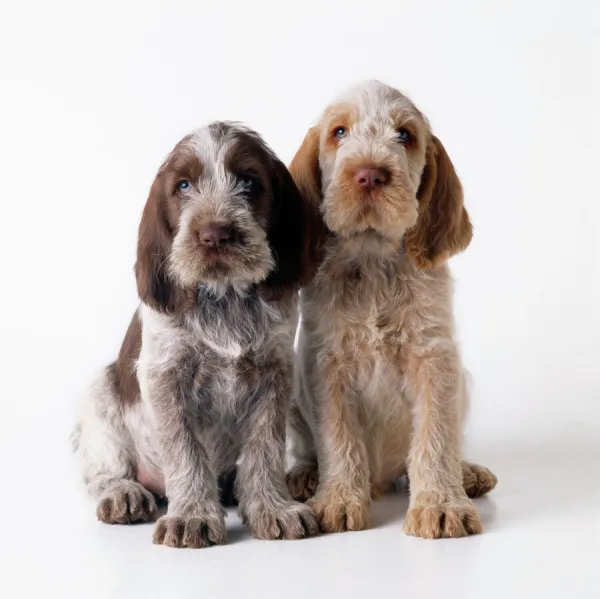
(0, 1, 598, 598)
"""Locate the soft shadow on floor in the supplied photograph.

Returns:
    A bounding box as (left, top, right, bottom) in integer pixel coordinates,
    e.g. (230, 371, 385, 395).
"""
(464, 429, 600, 531)
(225, 517, 251, 544)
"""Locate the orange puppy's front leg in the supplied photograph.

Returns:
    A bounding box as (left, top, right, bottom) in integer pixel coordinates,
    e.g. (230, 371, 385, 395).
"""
(403, 341, 482, 539)
(308, 354, 372, 533)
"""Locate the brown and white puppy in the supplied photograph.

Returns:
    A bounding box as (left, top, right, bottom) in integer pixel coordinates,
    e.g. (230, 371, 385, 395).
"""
(287, 81, 497, 539)
(73, 122, 318, 548)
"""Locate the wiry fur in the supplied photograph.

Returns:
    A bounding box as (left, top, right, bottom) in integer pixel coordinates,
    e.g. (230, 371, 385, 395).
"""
(287, 81, 497, 539)
(74, 122, 318, 548)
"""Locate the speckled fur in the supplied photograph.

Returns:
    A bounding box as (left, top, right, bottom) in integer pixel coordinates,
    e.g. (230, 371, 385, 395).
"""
(73, 123, 318, 547)
(287, 82, 497, 539)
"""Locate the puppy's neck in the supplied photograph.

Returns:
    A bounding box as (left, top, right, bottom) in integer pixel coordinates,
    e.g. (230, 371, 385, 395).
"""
(332, 230, 406, 263)
(196, 280, 255, 302)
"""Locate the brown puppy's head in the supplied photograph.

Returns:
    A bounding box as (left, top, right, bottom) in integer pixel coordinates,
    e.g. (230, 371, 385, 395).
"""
(136, 122, 313, 312)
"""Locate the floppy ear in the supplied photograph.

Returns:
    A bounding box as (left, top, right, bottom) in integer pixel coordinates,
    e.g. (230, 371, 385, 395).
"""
(257, 157, 313, 302)
(288, 127, 331, 270)
(134, 177, 194, 313)
(405, 135, 473, 269)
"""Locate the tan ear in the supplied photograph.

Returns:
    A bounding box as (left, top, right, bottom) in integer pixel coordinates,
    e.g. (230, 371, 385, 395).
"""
(289, 126, 331, 277)
(134, 177, 194, 313)
(405, 135, 473, 269)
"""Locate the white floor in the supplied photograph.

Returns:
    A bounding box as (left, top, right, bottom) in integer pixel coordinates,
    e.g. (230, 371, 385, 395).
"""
(2, 423, 598, 599)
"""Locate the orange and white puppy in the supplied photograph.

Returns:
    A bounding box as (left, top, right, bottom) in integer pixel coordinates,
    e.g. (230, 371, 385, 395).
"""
(287, 81, 497, 539)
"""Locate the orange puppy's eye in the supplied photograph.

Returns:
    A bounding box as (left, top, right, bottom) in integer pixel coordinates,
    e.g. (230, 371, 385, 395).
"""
(396, 129, 411, 144)
(334, 127, 347, 140)
(176, 179, 191, 192)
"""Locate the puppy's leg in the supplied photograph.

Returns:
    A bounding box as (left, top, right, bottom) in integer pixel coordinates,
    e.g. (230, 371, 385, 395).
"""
(74, 369, 157, 524)
(236, 365, 318, 540)
(308, 354, 371, 533)
(145, 368, 225, 549)
(403, 342, 482, 539)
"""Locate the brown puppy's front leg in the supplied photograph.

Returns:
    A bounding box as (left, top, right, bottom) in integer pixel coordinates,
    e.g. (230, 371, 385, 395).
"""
(403, 342, 482, 539)
(308, 354, 371, 533)
(147, 368, 226, 549)
(236, 365, 318, 540)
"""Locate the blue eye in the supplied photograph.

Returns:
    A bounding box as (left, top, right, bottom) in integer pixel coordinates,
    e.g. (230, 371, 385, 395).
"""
(176, 179, 190, 191)
(241, 175, 255, 191)
(334, 126, 347, 140)
(397, 129, 411, 144)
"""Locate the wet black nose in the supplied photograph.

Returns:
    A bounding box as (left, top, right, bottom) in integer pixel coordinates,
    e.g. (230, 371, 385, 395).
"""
(198, 226, 234, 248)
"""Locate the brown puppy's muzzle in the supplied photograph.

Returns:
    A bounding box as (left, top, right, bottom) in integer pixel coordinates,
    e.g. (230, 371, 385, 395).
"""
(198, 225, 235, 249)
(194, 223, 245, 260)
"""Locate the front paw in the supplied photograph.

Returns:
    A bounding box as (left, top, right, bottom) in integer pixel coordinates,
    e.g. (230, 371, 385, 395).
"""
(153, 511, 226, 548)
(241, 501, 318, 540)
(403, 491, 482, 539)
(308, 490, 371, 533)
(97, 482, 157, 524)
(286, 464, 319, 502)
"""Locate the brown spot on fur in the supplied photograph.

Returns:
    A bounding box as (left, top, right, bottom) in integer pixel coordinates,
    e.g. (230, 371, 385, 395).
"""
(323, 103, 359, 151)
(135, 145, 200, 314)
(109, 310, 142, 407)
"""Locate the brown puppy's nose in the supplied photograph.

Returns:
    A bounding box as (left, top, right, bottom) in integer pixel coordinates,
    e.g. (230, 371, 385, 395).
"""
(198, 226, 234, 248)
(355, 167, 388, 190)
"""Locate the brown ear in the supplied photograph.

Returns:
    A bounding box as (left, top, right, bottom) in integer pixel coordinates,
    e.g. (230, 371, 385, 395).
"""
(405, 135, 473, 269)
(257, 157, 308, 302)
(288, 126, 331, 274)
(134, 177, 193, 313)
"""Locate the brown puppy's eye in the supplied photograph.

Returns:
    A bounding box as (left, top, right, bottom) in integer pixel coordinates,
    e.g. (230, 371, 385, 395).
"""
(397, 129, 411, 144)
(334, 126, 347, 140)
(176, 179, 191, 192)
(240, 174, 258, 193)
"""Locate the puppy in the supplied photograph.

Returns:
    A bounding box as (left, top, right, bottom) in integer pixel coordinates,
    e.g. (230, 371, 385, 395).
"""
(73, 122, 318, 548)
(287, 81, 497, 539)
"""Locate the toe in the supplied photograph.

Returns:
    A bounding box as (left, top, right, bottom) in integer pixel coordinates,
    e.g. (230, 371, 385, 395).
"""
(462, 510, 483, 535)
(96, 497, 113, 523)
(163, 517, 185, 547)
(299, 510, 319, 538)
(279, 510, 308, 540)
(421, 506, 444, 539)
(152, 517, 168, 545)
(182, 518, 204, 548)
(442, 508, 467, 538)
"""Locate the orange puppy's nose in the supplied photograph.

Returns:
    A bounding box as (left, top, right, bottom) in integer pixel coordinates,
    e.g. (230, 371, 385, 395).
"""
(355, 168, 388, 190)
